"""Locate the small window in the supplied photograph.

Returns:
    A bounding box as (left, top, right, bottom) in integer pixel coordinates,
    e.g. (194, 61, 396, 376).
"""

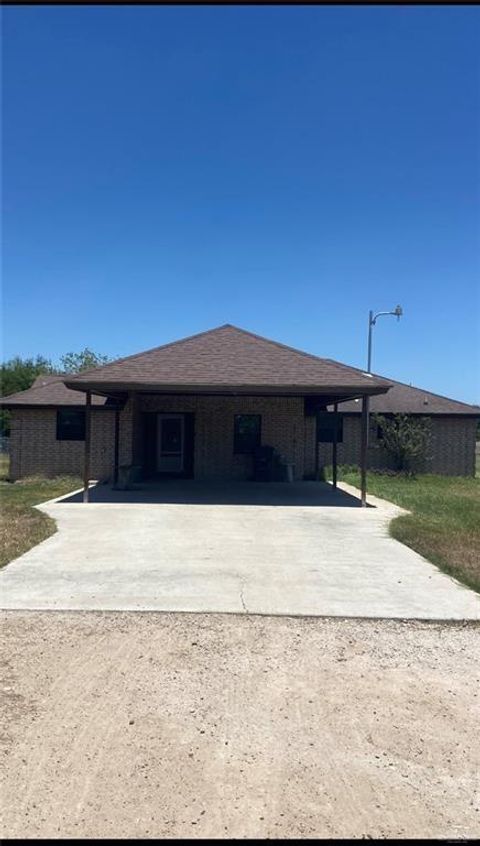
(234, 414, 261, 454)
(318, 413, 343, 443)
(56, 409, 85, 441)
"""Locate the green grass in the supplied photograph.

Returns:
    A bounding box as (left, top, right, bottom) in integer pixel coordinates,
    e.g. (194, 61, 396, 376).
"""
(0, 454, 9, 482)
(0, 474, 82, 568)
(329, 467, 480, 594)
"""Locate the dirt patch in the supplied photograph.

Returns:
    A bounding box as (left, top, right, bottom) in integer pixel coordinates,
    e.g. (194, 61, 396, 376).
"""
(0, 611, 479, 839)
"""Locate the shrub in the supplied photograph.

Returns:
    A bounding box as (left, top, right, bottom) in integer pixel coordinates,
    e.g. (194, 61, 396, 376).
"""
(374, 413, 432, 475)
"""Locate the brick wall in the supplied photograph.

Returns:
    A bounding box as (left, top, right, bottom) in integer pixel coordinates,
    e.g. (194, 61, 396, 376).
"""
(9, 402, 477, 481)
(317, 415, 477, 477)
(119, 394, 311, 480)
(426, 417, 477, 476)
(9, 409, 116, 481)
(10, 398, 310, 482)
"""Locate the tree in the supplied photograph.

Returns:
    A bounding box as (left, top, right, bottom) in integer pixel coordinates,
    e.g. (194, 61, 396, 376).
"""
(374, 413, 432, 475)
(59, 348, 112, 373)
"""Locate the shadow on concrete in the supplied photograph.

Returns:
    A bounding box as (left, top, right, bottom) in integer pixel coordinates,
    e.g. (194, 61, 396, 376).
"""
(59, 480, 368, 508)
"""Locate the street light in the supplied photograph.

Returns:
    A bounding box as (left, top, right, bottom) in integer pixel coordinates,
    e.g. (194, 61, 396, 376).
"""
(358, 304, 403, 507)
(367, 304, 403, 374)
(364, 304, 403, 456)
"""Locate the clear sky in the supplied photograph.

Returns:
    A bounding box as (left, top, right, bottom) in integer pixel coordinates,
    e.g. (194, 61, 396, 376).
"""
(2, 5, 479, 404)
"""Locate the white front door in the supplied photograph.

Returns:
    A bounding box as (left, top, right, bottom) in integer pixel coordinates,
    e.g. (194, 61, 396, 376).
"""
(157, 414, 184, 473)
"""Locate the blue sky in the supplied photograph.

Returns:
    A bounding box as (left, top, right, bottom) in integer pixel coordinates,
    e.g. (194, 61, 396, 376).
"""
(2, 5, 479, 403)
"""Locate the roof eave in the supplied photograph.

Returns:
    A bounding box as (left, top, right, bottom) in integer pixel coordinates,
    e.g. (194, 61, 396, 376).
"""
(63, 380, 392, 398)
(338, 409, 480, 418)
(0, 402, 116, 410)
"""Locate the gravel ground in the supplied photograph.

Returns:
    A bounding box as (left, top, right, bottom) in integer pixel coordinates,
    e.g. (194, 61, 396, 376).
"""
(1, 611, 479, 840)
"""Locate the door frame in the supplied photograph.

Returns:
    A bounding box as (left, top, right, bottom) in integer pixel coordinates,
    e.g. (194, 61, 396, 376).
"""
(157, 413, 185, 474)
(142, 411, 195, 479)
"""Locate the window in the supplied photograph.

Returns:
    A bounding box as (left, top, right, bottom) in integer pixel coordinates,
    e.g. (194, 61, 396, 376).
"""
(317, 412, 343, 444)
(234, 414, 261, 454)
(56, 409, 85, 441)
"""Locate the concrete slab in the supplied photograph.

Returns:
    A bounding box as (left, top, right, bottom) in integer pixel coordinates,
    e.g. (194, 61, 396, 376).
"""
(1, 481, 479, 619)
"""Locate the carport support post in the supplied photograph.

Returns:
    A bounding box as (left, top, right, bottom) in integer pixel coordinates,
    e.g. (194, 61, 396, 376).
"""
(83, 390, 92, 503)
(113, 407, 120, 487)
(360, 395, 368, 507)
(332, 402, 338, 488)
(130, 391, 141, 466)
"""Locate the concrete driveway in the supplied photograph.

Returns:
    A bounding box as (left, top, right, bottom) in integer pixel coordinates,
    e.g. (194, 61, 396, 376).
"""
(1, 481, 479, 619)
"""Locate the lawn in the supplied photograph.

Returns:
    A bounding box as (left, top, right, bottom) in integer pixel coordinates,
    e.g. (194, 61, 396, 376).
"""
(331, 468, 480, 594)
(0, 470, 82, 568)
(0, 453, 9, 481)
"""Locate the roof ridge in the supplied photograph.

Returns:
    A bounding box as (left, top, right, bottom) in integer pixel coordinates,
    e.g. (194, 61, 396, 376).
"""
(368, 372, 479, 410)
(1, 374, 67, 401)
(64, 323, 391, 390)
(223, 323, 340, 364)
(219, 325, 391, 383)
(65, 324, 235, 382)
(33, 372, 68, 383)
(65, 323, 387, 387)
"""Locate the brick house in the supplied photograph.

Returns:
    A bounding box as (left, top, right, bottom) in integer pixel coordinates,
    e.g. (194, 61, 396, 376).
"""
(2, 325, 478, 494)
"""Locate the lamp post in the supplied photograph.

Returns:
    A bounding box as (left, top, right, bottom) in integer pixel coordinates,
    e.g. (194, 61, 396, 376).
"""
(360, 305, 403, 507)
(367, 305, 403, 374)
(366, 304, 403, 432)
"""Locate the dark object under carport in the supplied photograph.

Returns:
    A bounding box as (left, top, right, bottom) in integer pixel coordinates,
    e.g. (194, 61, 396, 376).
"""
(253, 445, 275, 481)
(253, 444, 278, 482)
(253, 445, 292, 482)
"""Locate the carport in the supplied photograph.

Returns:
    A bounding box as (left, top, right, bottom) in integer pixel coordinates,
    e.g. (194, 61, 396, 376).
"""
(63, 325, 392, 505)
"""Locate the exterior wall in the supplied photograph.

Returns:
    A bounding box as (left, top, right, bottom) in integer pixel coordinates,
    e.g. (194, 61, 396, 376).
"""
(426, 417, 477, 476)
(9, 402, 477, 482)
(317, 415, 478, 477)
(119, 394, 311, 481)
(9, 408, 115, 481)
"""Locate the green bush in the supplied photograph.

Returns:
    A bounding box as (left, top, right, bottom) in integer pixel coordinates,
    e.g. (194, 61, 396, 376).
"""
(374, 413, 432, 475)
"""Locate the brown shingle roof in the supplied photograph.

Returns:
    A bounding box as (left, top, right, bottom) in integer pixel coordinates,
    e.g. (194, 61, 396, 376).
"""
(1, 330, 477, 416)
(333, 378, 479, 416)
(64, 324, 391, 396)
(0, 374, 108, 407)
(31, 374, 62, 388)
